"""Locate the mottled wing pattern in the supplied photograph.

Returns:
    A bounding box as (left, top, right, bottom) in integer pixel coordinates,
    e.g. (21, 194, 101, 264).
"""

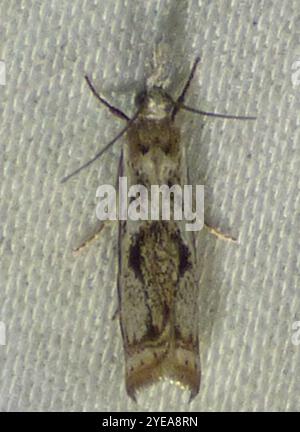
(118, 110, 200, 400)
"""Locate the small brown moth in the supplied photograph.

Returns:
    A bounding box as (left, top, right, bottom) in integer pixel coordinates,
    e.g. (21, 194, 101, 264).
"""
(62, 56, 255, 401)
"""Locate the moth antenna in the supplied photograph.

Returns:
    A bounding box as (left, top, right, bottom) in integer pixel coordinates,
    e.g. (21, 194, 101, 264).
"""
(61, 109, 140, 183)
(182, 104, 256, 120)
(172, 56, 201, 119)
(85, 75, 130, 121)
(172, 57, 256, 121)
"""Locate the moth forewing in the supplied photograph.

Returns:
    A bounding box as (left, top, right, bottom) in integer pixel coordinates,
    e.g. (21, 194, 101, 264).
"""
(118, 87, 200, 400)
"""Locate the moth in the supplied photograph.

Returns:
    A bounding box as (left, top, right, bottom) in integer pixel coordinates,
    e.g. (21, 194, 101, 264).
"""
(62, 56, 255, 401)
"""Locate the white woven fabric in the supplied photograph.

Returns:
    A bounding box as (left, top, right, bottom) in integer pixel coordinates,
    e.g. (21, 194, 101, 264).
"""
(0, 0, 299, 411)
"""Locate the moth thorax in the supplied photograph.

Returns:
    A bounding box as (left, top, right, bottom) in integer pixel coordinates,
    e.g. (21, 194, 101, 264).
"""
(137, 87, 173, 120)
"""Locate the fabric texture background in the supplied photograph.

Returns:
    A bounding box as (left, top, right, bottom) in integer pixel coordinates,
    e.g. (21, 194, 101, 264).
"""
(0, 0, 299, 411)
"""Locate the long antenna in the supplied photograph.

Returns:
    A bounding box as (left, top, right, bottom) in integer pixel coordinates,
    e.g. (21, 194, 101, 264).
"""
(61, 108, 140, 183)
(172, 57, 256, 120)
(172, 56, 201, 119)
(182, 104, 257, 120)
(85, 76, 130, 121)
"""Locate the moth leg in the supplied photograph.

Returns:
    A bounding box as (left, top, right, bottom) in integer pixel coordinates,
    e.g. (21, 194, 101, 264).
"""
(74, 149, 124, 256)
(111, 307, 120, 321)
(204, 222, 238, 243)
(186, 165, 237, 243)
(73, 220, 115, 256)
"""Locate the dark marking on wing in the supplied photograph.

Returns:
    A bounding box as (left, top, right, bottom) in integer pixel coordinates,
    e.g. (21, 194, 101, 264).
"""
(128, 236, 144, 282)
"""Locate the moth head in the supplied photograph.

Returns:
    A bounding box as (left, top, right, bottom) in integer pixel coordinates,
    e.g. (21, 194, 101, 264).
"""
(135, 87, 174, 120)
